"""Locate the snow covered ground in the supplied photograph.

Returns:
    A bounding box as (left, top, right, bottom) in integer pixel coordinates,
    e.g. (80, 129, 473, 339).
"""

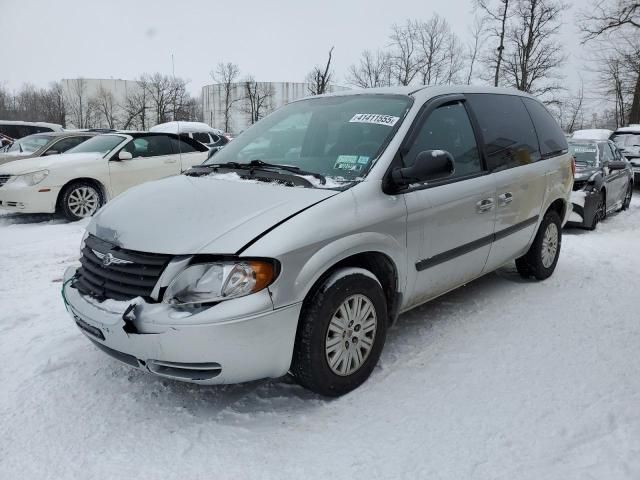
(1, 198, 639, 480)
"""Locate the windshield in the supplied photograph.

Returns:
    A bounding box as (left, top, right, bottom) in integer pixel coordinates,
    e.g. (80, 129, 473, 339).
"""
(6, 134, 52, 154)
(569, 142, 598, 166)
(611, 133, 640, 149)
(204, 94, 411, 181)
(66, 135, 126, 155)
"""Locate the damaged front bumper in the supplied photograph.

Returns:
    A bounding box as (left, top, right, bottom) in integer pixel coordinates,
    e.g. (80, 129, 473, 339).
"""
(567, 189, 599, 228)
(62, 266, 302, 385)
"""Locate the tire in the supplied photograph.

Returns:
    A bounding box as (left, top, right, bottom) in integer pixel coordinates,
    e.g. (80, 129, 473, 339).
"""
(515, 210, 562, 281)
(586, 190, 605, 231)
(59, 181, 104, 221)
(291, 270, 388, 397)
(621, 182, 633, 211)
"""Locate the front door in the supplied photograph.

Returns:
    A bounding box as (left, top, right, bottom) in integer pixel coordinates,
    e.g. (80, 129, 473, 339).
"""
(402, 98, 496, 309)
(108, 135, 180, 197)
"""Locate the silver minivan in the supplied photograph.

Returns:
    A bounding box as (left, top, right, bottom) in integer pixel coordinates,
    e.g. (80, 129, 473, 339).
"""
(62, 86, 573, 396)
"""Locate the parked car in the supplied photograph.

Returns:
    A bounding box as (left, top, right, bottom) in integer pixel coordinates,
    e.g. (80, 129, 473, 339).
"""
(150, 121, 229, 150)
(567, 138, 633, 229)
(0, 132, 208, 220)
(611, 125, 640, 184)
(62, 86, 573, 396)
(0, 120, 63, 139)
(0, 131, 96, 166)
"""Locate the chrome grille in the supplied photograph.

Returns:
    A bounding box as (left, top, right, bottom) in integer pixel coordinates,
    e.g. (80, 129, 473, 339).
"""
(0, 175, 11, 188)
(73, 235, 172, 301)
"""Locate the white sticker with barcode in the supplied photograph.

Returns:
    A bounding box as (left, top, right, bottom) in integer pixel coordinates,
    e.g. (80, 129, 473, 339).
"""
(349, 113, 399, 127)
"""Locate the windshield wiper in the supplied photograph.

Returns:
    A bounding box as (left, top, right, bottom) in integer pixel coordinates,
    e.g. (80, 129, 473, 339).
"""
(203, 160, 326, 185)
(246, 160, 326, 185)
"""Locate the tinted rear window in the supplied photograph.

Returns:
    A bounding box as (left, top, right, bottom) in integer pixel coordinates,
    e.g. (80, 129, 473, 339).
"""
(0, 124, 53, 139)
(522, 97, 568, 157)
(466, 94, 540, 171)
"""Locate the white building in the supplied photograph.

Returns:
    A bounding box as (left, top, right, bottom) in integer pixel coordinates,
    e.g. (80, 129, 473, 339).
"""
(202, 81, 349, 134)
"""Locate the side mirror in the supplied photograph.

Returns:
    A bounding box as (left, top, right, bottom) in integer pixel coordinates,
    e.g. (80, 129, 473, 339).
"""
(608, 160, 627, 171)
(117, 151, 133, 161)
(43, 150, 59, 156)
(391, 150, 455, 188)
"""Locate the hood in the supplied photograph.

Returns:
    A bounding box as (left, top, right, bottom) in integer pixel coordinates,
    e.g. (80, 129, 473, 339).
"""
(0, 152, 102, 174)
(0, 151, 38, 165)
(89, 174, 339, 255)
(574, 165, 599, 181)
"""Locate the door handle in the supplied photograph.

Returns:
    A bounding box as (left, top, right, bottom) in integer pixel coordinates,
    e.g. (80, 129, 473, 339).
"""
(476, 198, 494, 213)
(498, 192, 513, 205)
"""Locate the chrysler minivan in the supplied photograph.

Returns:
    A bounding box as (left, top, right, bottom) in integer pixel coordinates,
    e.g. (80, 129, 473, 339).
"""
(62, 86, 573, 396)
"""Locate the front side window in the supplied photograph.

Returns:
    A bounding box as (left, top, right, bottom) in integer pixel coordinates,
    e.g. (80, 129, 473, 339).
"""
(568, 141, 598, 166)
(192, 132, 211, 144)
(48, 136, 89, 154)
(599, 142, 614, 163)
(403, 101, 482, 179)
(467, 94, 540, 171)
(67, 135, 126, 156)
(169, 137, 198, 153)
(205, 94, 412, 180)
(122, 136, 174, 158)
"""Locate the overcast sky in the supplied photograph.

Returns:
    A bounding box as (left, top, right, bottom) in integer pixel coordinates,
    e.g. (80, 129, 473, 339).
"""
(1, 0, 591, 100)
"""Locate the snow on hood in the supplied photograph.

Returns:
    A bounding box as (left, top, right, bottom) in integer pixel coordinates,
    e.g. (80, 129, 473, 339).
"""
(150, 121, 223, 135)
(0, 152, 102, 174)
(572, 129, 613, 141)
(88, 174, 338, 255)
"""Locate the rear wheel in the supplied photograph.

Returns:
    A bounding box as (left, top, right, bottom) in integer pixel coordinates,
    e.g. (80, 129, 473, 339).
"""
(291, 270, 388, 397)
(60, 181, 103, 221)
(516, 210, 562, 280)
(621, 182, 633, 211)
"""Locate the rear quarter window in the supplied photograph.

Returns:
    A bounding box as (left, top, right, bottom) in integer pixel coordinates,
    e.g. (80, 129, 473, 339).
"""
(466, 94, 540, 171)
(522, 97, 568, 157)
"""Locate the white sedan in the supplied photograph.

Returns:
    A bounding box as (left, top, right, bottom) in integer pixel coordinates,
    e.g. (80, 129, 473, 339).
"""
(0, 132, 209, 220)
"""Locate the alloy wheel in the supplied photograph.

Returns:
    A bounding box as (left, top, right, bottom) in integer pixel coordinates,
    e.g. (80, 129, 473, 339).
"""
(67, 186, 100, 218)
(325, 294, 377, 376)
(541, 223, 559, 268)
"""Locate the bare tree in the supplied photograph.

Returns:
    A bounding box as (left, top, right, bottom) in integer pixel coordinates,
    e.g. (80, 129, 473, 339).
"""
(563, 81, 586, 132)
(347, 50, 393, 88)
(414, 15, 464, 85)
(64, 78, 89, 128)
(242, 77, 274, 124)
(306, 47, 335, 95)
(94, 85, 118, 128)
(579, 0, 639, 40)
(476, 0, 513, 86)
(139, 73, 193, 125)
(466, 16, 487, 84)
(389, 21, 422, 85)
(121, 86, 149, 130)
(501, 0, 567, 96)
(580, 0, 640, 123)
(212, 62, 240, 131)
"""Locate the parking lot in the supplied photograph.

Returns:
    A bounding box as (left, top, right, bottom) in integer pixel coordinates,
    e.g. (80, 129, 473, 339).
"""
(1, 197, 639, 480)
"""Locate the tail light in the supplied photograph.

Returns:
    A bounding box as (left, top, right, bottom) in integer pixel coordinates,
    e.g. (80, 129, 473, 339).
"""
(571, 156, 576, 176)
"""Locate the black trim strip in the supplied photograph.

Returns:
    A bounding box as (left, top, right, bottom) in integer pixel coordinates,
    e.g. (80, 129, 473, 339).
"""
(415, 215, 539, 271)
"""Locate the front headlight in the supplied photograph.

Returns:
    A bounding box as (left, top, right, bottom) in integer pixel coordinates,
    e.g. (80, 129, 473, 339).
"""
(163, 260, 277, 305)
(11, 169, 49, 186)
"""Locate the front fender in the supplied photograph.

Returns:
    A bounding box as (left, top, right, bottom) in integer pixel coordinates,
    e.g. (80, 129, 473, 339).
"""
(268, 232, 407, 310)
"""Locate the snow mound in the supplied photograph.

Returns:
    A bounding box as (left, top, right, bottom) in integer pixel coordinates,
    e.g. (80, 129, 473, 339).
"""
(150, 121, 223, 136)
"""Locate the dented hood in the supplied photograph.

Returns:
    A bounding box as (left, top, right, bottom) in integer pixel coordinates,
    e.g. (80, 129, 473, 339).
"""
(88, 174, 338, 254)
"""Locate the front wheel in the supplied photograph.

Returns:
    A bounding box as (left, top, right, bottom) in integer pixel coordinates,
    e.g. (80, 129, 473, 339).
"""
(60, 181, 103, 221)
(291, 270, 388, 397)
(586, 191, 605, 230)
(516, 210, 562, 280)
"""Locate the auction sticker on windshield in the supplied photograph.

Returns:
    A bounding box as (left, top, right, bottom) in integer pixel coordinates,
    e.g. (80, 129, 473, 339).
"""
(349, 113, 400, 127)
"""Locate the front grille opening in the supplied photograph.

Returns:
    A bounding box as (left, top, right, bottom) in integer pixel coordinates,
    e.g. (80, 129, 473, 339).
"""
(73, 235, 172, 302)
(573, 180, 588, 191)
